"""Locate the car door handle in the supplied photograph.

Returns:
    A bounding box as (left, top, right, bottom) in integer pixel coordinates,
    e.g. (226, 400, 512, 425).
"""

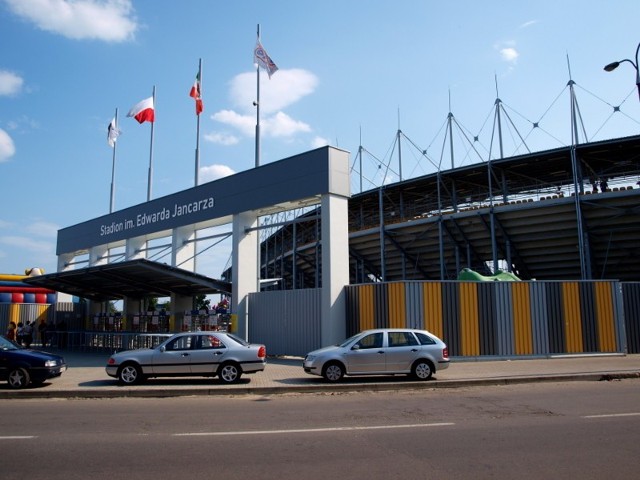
(411, 348, 419, 352)
(213, 351, 224, 355)
(377, 350, 385, 354)
(181, 353, 190, 357)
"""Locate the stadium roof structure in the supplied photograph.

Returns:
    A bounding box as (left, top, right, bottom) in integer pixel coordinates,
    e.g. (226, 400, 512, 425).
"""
(254, 135, 640, 285)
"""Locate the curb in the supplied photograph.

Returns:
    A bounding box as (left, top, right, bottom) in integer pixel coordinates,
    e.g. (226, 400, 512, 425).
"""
(2, 371, 638, 400)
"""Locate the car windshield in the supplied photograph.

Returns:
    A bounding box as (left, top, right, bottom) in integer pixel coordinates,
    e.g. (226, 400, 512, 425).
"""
(338, 334, 361, 348)
(0, 336, 20, 351)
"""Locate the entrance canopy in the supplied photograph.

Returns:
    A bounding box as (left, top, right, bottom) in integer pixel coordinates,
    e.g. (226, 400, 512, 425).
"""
(23, 259, 231, 302)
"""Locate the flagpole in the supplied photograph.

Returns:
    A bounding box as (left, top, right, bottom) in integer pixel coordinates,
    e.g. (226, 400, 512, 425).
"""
(255, 23, 261, 168)
(147, 85, 156, 202)
(110, 108, 118, 213)
(195, 58, 202, 186)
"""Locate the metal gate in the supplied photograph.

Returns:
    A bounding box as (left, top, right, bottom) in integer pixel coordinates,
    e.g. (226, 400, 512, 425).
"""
(248, 288, 322, 356)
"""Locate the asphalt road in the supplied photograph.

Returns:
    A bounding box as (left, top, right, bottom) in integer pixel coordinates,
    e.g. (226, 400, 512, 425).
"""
(1, 380, 639, 480)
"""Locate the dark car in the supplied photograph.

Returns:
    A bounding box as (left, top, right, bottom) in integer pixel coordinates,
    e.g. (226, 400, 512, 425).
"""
(0, 335, 67, 388)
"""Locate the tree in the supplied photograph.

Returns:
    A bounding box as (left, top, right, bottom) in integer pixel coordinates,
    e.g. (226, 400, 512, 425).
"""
(195, 294, 211, 311)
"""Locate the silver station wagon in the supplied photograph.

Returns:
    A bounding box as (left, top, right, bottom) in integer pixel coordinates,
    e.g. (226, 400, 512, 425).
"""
(106, 331, 266, 385)
(303, 328, 449, 382)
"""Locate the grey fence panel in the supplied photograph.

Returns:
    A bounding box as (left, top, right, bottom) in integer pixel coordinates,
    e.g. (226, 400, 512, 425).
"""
(579, 283, 598, 352)
(404, 282, 424, 330)
(529, 283, 550, 355)
(495, 283, 515, 356)
(621, 283, 640, 353)
(55, 302, 87, 330)
(477, 283, 494, 356)
(442, 283, 461, 356)
(249, 288, 322, 357)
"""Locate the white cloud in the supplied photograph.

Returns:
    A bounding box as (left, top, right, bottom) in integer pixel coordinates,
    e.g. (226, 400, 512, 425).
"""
(4, 0, 138, 42)
(263, 112, 311, 138)
(199, 164, 235, 183)
(203, 131, 240, 146)
(499, 46, 519, 63)
(520, 20, 538, 29)
(212, 110, 311, 139)
(211, 110, 254, 137)
(6, 115, 39, 132)
(0, 235, 54, 254)
(0, 128, 16, 162)
(210, 67, 319, 145)
(24, 220, 59, 238)
(229, 68, 318, 114)
(311, 136, 330, 148)
(0, 70, 23, 96)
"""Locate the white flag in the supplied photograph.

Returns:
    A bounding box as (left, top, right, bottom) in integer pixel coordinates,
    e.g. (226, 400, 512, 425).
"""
(254, 40, 279, 78)
(107, 117, 120, 147)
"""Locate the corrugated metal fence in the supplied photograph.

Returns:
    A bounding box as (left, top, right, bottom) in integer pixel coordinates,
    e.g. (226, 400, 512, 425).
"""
(3, 283, 640, 357)
(622, 283, 640, 355)
(248, 288, 322, 357)
(0, 303, 52, 330)
(346, 281, 627, 357)
(1, 302, 86, 333)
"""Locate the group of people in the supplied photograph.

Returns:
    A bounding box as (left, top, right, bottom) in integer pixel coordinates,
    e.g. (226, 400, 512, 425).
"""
(589, 176, 609, 193)
(5, 319, 59, 348)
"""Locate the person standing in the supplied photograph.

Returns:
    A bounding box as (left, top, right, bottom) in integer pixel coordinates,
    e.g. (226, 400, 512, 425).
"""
(16, 322, 24, 345)
(23, 321, 34, 348)
(5, 321, 16, 341)
(38, 319, 47, 347)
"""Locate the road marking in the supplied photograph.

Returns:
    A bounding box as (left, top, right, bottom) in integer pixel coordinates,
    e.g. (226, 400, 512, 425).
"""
(0, 436, 36, 440)
(173, 422, 455, 437)
(582, 413, 640, 419)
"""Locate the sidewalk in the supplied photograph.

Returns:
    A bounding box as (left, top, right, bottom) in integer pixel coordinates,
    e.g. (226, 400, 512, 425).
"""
(2, 350, 639, 399)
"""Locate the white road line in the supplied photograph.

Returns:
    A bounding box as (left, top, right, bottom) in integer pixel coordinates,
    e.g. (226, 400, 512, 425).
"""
(173, 422, 455, 437)
(0, 436, 36, 440)
(582, 413, 640, 419)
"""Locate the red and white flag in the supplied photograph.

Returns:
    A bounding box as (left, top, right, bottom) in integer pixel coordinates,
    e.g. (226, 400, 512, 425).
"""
(127, 96, 155, 123)
(189, 71, 203, 115)
(254, 40, 278, 78)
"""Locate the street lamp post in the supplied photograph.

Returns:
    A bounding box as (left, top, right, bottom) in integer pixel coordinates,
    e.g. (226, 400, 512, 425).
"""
(604, 42, 640, 101)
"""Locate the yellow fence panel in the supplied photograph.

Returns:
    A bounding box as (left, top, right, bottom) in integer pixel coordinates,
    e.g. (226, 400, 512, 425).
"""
(459, 283, 480, 356)
(562, 283, 583, 353)
(422, 282, 443, 339)
(512, 282, 533, 355)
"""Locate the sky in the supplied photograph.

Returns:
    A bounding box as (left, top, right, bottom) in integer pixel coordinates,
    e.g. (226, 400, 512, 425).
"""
(1, 0, 640, 280)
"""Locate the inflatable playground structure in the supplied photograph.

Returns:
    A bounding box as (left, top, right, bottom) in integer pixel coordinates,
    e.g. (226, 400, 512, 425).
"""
(0, 268, 56, 305)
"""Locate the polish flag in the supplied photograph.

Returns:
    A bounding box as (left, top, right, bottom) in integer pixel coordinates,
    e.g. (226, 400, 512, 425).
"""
(127, 96, 155, 123)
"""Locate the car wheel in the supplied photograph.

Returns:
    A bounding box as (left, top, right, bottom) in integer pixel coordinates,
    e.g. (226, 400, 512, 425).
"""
(117, 363, 143, 385)
(322, 362, 345, 382)
(8, 368, 31, 389)
(219, 362, 242, 384)
(412, 359, 434, 380)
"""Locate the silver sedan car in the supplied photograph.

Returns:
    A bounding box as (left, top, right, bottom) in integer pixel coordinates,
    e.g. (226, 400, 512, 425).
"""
(106, 331, 266, 385)
(303, 328, 449, 382)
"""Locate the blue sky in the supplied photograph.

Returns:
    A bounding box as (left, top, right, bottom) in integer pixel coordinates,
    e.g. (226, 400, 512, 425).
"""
(1, 0, 640, 279)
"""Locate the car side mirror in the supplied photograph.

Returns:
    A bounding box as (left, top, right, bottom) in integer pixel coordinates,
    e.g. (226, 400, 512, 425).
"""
(160, 346, 166, 353)
(351, 344, 360, 351)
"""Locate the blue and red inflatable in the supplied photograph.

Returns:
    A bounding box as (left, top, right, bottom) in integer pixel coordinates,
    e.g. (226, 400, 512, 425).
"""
(0, 268, 56, 304)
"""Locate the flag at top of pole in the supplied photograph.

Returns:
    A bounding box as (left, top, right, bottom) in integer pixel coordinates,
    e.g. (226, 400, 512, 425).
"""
(189, 71, 204, 115)
(107, 117, 120, 147)
(127, 96, 155, 123)
(254, 40, 278, 78)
